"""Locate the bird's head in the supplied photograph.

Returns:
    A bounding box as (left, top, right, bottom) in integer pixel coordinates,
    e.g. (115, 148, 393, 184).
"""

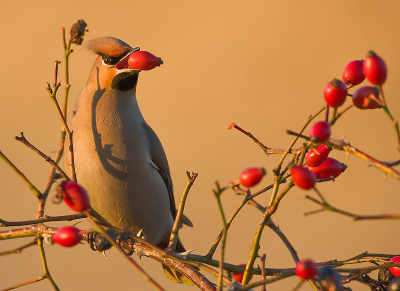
(86, 36, 140, 92)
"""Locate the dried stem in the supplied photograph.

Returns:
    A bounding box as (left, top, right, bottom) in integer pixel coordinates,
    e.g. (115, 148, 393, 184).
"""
(305, 194, 400, 220)
(0, 238, 38, 256)
(379, 85, 400, 154)
(327, 138, 400, 180)
(213, 182, 228, 291)
(168, 171, 198, 251)
(2, 275, 46, 291)
(46, 60, 76, 182)
(15, 133, 69, 180)
(229, 123, 272, 155)
(37, 237, 60, 290)
(0, 213, 85, 227)
(0, 150, 42, 199)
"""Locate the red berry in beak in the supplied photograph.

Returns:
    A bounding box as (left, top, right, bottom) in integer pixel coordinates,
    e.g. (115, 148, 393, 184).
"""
(128, 51, 163, 70)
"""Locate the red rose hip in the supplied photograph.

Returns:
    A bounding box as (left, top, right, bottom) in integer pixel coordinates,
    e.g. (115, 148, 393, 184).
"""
(309, 121, 331, 143)
(291, 165, 316, 190)
(352, 86, 382, 109)
(239, 167, 266, 187)
(61, 181, 90, 212)
(363, 51, 387, 85)
(342, 60, 365, 86)
(53, 226, 81, 247)
(389, 256, 400, 277)
(324, 79, 348, 108)
(305, 144, 332, 167)
(308, 157, 347, 179)
(232, 264, 253, 283)
(295, 259, 318, 280)
(128, 51, 163, 70)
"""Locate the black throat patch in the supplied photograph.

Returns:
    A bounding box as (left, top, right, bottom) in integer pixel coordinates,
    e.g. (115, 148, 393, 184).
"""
(111, 72, 139, 92)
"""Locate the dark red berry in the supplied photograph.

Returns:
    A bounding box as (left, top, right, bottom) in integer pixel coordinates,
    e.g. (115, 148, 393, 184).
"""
(232, 264, 252, 283)
(324, 79, 348, 108)
(305, 144, 332, 167)
(239, 167, 266, 187)
(342, 60, 365, 86)
(291, 165, 316, 190)
(53, 226, 81, 247)
(309, 121, 331, 143)
(295, 259, 318, 280)
(352, 86, 382, 109)
(128, 51, 163, 70)
(62, 181, 90, 212)
(390, 256, 400, 277)
(363, 51, 387, 85)
(308, 157, 346, 179)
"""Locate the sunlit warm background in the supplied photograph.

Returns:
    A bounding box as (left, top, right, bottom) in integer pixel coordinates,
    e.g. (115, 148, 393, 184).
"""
(1, 1, 399, 290)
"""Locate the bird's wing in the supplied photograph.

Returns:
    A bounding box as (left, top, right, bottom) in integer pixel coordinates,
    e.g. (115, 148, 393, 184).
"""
(142, 122, 177, 218)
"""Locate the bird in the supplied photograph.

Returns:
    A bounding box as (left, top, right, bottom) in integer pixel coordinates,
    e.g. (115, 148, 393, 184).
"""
(66, 36, 190, 268)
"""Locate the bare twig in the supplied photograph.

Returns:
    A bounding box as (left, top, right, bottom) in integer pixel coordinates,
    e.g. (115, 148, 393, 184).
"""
(305, 194, 400, 220)
(213, 182, 228, 291)
(37, 237, 60, 290)
(168, 171, 198, 251)
(0, 213, 85, 227)
(0, 151, 43, 199)
(0, 238, 38, 256)
(15, 133, 69, 180)
(379, 85, 400, 154)
(46, 60, 76, 182)
(2, 274, 46, 291)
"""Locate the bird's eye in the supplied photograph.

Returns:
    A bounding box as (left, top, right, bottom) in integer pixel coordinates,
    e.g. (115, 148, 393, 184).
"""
(102, 55, 112, 65)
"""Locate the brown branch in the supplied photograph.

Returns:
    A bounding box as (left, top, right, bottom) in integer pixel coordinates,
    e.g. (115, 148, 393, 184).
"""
(46, 60, 76, 182)
(305, 194, 400, 220)
(0, 150, 43, 199)
(0, 213, 86, 227)
(168, 171, 198, 251)
(15, 132, 70, 180)
(122, 242, 216, 291)
(2, 274, 46, 291)
(0, 238, 38, 256)
(327, 138, 400, 180)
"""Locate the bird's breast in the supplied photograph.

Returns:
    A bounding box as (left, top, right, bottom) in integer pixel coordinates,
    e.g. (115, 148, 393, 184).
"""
(69, 89, 170, 244)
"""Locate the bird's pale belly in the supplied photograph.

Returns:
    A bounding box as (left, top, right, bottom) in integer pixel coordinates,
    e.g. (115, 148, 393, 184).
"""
(72, 132, 171, 244)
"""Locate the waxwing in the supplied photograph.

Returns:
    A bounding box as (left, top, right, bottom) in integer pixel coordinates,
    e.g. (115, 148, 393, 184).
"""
(66, 37, 190, 272)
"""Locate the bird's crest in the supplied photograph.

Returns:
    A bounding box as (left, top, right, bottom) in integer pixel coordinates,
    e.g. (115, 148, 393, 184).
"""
(86, 36, 132, 57)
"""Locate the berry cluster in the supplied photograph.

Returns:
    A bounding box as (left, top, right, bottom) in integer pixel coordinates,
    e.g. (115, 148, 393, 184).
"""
(290, 51, 387, 190)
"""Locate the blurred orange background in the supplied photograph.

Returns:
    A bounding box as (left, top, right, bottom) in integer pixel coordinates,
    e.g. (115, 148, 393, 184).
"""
(1, 1, 400, 290)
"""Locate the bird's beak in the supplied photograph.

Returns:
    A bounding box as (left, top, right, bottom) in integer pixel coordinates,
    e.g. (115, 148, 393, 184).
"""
(114, 47, 141, 73)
